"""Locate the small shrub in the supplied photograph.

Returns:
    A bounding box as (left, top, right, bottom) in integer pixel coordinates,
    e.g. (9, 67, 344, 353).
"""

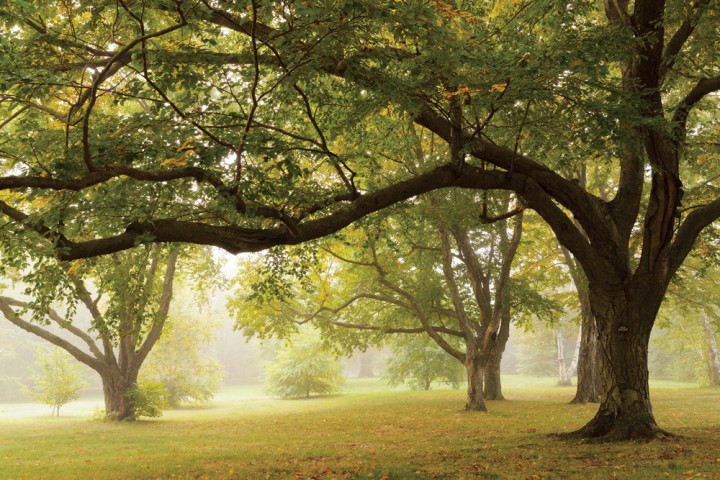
(263, 331, 344, 399)
(126, 382, 164, 418)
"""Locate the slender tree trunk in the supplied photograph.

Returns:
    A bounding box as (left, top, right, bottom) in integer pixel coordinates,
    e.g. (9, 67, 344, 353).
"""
(358, 351, 374, 378)
(464, 354, 486, 411)
(101, 368, 138, 421)
(568, 325, 581, 377)
(555, 328, 571, 386)
(702, 317, 720, 386)
(571, 290, 668, 440)
(571, 290, 601, 403)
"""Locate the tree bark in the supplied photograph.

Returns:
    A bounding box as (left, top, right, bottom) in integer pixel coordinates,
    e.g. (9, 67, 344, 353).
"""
(484, 303, 510, 400)
(101, 368, 139, 421)
(569, 289, 669, 440)
(464, 354, 486, 411)
(570, 290, 601, 403)
(483, 349, 504, 400)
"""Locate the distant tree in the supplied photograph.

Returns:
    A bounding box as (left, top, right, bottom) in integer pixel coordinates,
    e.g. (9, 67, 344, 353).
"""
(652, 265, 720, 386)
(263, 331, 344, 399)
(0, 245, 219, 420)
(22, 347, 87, 417)
(383, 336, 464, 391)
(514, 326, 558, 378)
(140, 311, 224, 407)
(237, 189, 534, 411)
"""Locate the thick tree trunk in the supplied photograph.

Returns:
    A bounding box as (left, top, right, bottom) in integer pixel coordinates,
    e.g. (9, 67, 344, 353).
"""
(484, 306, 509, 401)
(571, 291, 601, 403)
(464, 355, 486, 411)
(101, 369, 138, 421)
(483, 348, 504, 400)
(570, 291, 669, 440)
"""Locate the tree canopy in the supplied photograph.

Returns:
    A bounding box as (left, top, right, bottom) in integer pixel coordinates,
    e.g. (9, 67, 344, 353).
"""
(1, 0, 720, 440)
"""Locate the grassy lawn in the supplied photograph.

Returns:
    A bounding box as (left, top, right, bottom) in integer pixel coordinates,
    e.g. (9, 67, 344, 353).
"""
(1, 376, 719, 479)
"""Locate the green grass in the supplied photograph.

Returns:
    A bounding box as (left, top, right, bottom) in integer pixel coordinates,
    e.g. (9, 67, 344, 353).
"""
(1, 377, 719, 479)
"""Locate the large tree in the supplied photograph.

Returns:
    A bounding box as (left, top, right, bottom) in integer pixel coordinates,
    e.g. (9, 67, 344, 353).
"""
(1, 1, 719, 439)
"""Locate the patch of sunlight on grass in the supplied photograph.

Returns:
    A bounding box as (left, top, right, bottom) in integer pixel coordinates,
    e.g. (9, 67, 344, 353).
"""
(1, 378, 718, 479)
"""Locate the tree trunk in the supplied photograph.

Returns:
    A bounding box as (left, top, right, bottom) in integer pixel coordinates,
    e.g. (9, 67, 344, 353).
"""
(567, 325, 581, 377)
(570, 291, 668, 440)
(358, 351, 375, 378)
(464, 354, 486, 411)
(483, 348, 504, 400)
(571, 291, 601, 403)
(484, 305, 510, 401)
(702, 317, 720, 386)
(101, 369, 138, 421)
(555, 328, 572, 386)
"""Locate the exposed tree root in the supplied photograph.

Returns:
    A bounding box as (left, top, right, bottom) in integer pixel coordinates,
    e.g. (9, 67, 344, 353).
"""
(555, 422, 675, 443)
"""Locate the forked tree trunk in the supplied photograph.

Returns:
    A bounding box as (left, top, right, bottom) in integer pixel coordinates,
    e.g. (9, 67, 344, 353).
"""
(483, 348, 504, 400)
(465, 354, 486, 411)
(571, 291, 668, 440)
(101, 369, 139, 421)
(571, 291, 601, 403)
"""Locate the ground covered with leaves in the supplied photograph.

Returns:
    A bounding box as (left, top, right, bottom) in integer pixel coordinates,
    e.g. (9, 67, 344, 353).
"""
(1, 378, 719, 479)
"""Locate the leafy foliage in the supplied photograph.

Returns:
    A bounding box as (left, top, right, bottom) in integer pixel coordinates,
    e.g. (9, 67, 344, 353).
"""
(263, 330, 344, 399)
(22, 347, 87, 416)
(140, 311, 223, 407)
(383, 336, 464, 391)
(125, 382, 164, 419)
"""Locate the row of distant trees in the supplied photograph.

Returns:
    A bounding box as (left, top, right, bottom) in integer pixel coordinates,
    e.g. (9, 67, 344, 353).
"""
(6, 295, 718, 414)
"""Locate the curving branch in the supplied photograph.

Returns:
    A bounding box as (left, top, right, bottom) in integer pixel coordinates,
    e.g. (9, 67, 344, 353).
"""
(0, 296, 105, 371)
(136, 248, 179, 364)
(669, 197, 720, 275)
(318, 318, 463, 337)
(672, 76, 720, 139)
(69, 276, 118, 367)
(660, 0, 713, 80)
(438, 222, 479, 346)
(0, 164, 516, 260)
